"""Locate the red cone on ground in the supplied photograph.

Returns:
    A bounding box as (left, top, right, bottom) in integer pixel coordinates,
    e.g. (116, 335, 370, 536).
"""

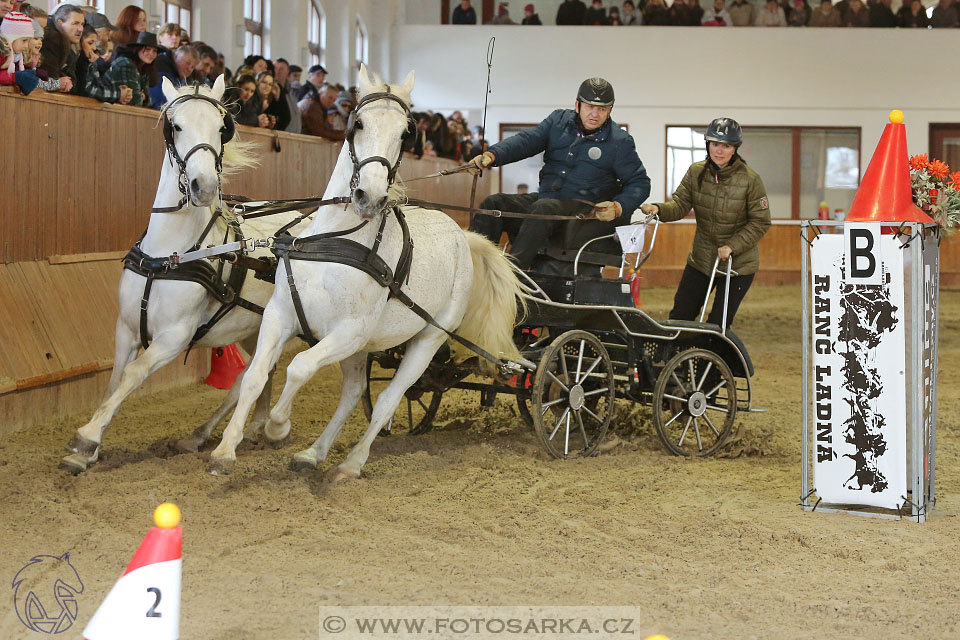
(845, 110, 932, 224)
(204, 344, 246, 389)
(83, 503, 182, 640)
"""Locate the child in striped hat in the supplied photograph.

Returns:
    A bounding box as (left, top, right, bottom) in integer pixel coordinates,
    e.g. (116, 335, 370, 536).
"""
(1, 11, 71, 93)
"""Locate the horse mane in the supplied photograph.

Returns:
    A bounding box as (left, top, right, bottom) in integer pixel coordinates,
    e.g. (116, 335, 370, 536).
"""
(160, 83, 260, 180)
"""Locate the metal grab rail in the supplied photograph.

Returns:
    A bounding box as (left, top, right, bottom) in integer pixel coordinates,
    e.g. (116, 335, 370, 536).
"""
(700, 256, 738, 334)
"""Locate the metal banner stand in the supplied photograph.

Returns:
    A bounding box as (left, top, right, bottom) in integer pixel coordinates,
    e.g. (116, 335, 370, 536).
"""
(800, 220, 939, 522)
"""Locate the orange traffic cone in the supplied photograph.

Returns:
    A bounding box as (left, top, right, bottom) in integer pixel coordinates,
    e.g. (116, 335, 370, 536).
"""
(204, 344, 246, 389)
(83, 503, 182, 640)
(845, 110, 932, 225)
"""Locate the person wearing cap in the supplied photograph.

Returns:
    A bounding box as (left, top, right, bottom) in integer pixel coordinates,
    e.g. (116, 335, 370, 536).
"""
(522, 3, 543, 23)
(297, 63, 326, 101)
(1, 10, 70, 93)
(38, 3, 83, 86)
(485, 2, 517, 23)
(469, 77, 650, 271)
(288, 63, 303, 95)
(105, 30, 160, 107)
(452, 0, 478, 23)
(640, 118, 770, 328)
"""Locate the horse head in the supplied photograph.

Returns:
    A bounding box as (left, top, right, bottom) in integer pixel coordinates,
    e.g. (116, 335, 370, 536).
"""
(160, 75, 235, 208)
(349, 64, 415, 219)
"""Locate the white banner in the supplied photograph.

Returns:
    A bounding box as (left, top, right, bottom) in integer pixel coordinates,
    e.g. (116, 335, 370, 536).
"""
(811, 234, 906, 509)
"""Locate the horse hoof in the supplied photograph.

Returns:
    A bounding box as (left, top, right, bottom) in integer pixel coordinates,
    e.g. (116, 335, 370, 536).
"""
(67, 434, 99, 455)
(326, 466, 361, 484)
(264, 434, 290, 450)
(206, 457, 235, 476)
(290, 451, 318, 472)
(176, 435, 205, 453)
(60, 453, 92, 475)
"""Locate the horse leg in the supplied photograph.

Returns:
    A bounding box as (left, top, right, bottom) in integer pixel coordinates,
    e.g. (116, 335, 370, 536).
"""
(247, 362, 278, 443)
(207, 310, 293, 475)
(332, 330, 447, 482)
(252, 330, 366, 452)
(62, 327, 194, 474)
(289, 351, 368, 471)
(105, 320, 139, 397)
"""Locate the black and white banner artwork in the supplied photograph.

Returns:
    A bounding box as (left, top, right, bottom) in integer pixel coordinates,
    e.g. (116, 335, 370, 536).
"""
(811, 231, 906, 509)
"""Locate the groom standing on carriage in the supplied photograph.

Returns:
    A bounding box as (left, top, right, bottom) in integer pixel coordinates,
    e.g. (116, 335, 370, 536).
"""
(468, 77, 650, 270)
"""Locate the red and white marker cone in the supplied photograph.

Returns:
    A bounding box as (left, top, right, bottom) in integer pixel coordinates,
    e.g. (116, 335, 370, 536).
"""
(204, 344, 246, 389)
(83, 503, 183, 640)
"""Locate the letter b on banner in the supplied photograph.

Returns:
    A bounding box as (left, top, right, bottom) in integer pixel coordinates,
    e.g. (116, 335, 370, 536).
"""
(844, 223, 882, 284)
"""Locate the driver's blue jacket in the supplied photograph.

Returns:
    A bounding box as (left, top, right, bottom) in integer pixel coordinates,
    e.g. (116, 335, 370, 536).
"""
(488, 108, 651, 217)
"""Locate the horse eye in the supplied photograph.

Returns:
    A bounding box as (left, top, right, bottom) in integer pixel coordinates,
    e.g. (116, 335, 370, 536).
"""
(173, 124, 182, 132)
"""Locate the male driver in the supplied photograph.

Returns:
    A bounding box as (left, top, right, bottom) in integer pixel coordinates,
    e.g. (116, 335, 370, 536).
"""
(469, 77, 650, 270)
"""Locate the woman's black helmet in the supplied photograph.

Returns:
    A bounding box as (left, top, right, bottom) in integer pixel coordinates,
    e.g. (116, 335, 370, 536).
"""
(704, 117, 743, 147)
(577, 77, 615, 107)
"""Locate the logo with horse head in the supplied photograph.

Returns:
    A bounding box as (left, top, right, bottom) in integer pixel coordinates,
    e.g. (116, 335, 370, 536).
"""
(12, 553, 84, 634)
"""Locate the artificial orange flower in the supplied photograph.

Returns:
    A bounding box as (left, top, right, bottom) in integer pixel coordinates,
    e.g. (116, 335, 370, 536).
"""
(928, 159, 950, 180)
(949, 171, 960, 191)
(909, 154, 929, 171)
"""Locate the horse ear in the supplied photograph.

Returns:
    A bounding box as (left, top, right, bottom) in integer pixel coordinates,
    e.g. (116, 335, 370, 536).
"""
(358, 63, 372, 93)
(211, 74, 226, 101)
(161, 76, 179, 105)
(401, 70, 414, 96)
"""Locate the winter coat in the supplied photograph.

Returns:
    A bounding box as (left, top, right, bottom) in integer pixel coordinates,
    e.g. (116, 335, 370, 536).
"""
(522, 13, 544, 24)
(702, 7, 734, 23)
(869, 3, 897, 25)
(79, 57, 122, 102)
(843, 5, 871, 25)
(39, 22, 79, 84)
(105, 50, 152, 107)
(897, 6, 929, 26)
(300, 98, 346, 142)
(452, 5, 478, 23)
(727, 0, 756, 24)
(583, 7, 609, 23)
(644, 3, 675, 24)
(754, 6, 787, 24)
(150, 55, 191, 108)
(488, 108, 651, 220)
(623, 8, 644, 23)
(556, 0, 588, 24)
(930, 2, 958, 26)
(809, 6, 842, 25)
(223, 86, 262, 126)
(655, 158, 770, 276)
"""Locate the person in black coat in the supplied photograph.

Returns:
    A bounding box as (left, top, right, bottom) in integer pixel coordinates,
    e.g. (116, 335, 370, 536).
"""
(522, 3, 543, 23)
(583, 0, 610, 22)
(452, 0, 478, 23)
(556, 0, 588, 23)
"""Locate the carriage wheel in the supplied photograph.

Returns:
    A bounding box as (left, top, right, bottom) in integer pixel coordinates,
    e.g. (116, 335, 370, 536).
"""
(364, 355, 443, 436)
(531, 330, 615, 459)
(652, 348, 737, 457)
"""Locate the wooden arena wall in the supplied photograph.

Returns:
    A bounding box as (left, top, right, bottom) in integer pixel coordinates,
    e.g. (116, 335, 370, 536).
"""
(0, 87, 488, 434)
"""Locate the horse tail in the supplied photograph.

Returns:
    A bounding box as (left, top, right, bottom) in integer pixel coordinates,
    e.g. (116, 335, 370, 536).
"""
(456, 231, 526, 368)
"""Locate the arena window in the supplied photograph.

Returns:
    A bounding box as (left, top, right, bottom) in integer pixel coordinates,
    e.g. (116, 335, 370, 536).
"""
(163, 0, 192, 33)
(308, 0, 326, 67)
(353, 17, 367, 85)
(244, 0, 264, 56)
(666, 125, 860, 219)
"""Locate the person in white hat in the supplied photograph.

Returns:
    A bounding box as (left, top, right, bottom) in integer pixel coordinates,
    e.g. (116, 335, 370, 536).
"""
(0, 11, 71, 93)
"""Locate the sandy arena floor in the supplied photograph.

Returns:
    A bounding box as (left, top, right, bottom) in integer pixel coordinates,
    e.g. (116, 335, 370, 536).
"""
(1, 286, 958, 639)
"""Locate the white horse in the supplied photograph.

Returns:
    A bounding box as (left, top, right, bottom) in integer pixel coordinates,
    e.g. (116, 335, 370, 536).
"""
(62, 77, 311, 473)
(206, 66, 524, 479)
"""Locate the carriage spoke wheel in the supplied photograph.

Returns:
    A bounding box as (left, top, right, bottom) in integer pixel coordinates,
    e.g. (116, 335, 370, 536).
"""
(531, 330, 615, 459)
(653, 348, 737, 457)
(364, 355, 443, 436)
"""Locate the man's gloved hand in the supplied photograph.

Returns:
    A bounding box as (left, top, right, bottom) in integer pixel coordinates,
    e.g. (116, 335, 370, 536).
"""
(594, 201, 622, 222)
(467, 151, 495, 175)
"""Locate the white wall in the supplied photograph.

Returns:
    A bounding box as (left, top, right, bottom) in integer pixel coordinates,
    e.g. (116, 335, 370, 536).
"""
(390, 25, 960, 204)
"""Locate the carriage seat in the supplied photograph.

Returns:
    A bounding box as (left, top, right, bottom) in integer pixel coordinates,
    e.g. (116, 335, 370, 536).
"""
(530, 217, 624, 278)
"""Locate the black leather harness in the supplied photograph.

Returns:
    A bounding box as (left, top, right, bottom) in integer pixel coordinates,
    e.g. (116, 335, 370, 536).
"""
(123, 218, 266, 351)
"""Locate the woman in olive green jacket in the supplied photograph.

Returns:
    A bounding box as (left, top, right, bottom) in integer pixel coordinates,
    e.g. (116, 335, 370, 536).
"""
(641, 118, 770, 328)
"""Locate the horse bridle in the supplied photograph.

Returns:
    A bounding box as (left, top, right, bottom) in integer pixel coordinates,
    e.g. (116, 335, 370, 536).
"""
(346, 86, 416, 193)
(155, 85, 236, 214)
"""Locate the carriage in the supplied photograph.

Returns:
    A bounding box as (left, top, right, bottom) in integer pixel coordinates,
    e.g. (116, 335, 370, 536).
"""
(365, 214, 759, 459)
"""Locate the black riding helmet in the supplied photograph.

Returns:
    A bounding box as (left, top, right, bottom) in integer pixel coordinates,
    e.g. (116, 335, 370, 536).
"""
(576, 77, 615, 107)
(704, 117, 743, 147)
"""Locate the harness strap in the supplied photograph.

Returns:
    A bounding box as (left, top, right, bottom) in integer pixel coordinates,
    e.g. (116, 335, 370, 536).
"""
(139, 275, 155, 350)
(282, 252, 318, 346)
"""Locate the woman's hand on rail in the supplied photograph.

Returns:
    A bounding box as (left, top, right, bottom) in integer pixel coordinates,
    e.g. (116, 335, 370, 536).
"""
(717, 245, 733, 261)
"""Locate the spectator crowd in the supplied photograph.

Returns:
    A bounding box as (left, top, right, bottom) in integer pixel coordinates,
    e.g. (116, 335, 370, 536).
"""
(0, 1, 443, 147)
(453, 0, 954, 27)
